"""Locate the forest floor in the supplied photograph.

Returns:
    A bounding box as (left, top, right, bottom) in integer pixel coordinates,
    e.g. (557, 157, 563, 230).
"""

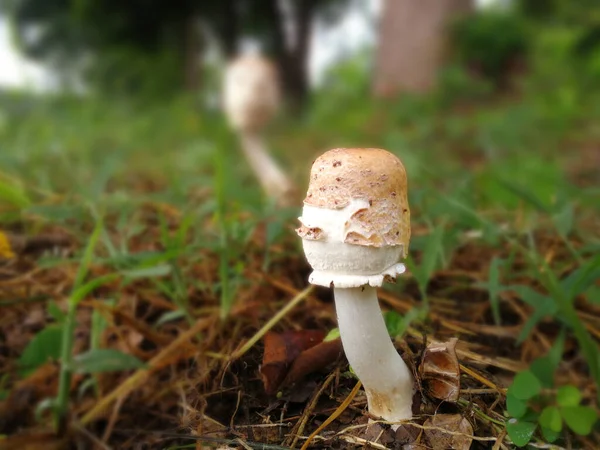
(0, 88, 599, 449)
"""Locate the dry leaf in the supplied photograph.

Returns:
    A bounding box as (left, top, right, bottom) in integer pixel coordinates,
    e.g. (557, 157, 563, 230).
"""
(423, 414, 473, 450)
(282, 338, 343, 387)
(0, 231, 15, 259)
(0, 432, 67, 450)
(419, 337, 460, 402)
(362, 422, 397, 445)
(394, 423, 422, 445)
(260, 330, 326, 395)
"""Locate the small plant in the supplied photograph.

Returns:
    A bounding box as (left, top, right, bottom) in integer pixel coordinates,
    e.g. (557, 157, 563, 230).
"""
(15, 218, 176, 432)
(384, 309, 421, 339)
(405, 224, 446, 310)
(505, 336, 599, 447)
(506, 380, 598, 446)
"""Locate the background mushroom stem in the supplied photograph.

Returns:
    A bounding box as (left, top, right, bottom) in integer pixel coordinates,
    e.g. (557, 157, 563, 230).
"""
(238, 131, 294, 206)
(334, 285, 414, 423)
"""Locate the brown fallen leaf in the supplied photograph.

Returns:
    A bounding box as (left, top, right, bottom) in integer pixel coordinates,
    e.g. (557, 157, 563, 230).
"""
(282, 338, 343, 387)
(419, 337, 460, 403)
(423, 414, 473, 450)
(0, 231, 14, 259)
(362, 422, 397, 446)
(0, 432, 67, 450)
(363, 421, 423, 446)
(394, 423, 423, 445)
(260, 330, 326, 395)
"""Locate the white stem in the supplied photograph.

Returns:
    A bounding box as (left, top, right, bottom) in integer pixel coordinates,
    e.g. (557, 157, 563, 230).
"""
(239, 131, 294, 205)
(334, 286, 413, 423)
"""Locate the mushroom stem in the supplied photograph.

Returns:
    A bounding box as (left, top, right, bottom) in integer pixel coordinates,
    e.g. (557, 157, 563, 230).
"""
(334, 285, 414, 423)
(239, 131, 294, 206)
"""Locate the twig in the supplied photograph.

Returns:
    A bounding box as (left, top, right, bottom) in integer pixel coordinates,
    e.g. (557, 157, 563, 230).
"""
(459, 364, 504, 393)
(79, 316, 212, 426)
(101, 395, 125, 442)
(299, 380, 362, 450)
(288, 371, 336, 448)
(341, 419, 498, 443)
(230, 286, 313, 360)
(113, 430, 293, 450)
(457, 398, 505, 427)
(492, 429, 507, 450)
(235, 437, 254, 450)
(73, 423, 113, 450)
(335, 434, 389, 449)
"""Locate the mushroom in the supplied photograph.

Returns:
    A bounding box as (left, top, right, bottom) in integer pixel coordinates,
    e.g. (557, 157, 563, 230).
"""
(296, 148, 414, 423)
(222, 54, 295, 206)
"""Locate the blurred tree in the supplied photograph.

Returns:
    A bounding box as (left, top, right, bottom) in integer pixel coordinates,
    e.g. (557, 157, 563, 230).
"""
(451, 11, 529, 86)
(3, 0, 200, 96)
(2, 0, 348, 105)
(205, 0, 350, 109)
(519, 0, 599, 23)
(518, 0, 600, 58)
(373, 0, 474, 98)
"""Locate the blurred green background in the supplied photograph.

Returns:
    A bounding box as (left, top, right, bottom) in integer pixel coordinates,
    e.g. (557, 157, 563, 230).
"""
(1, 0, 598, 233)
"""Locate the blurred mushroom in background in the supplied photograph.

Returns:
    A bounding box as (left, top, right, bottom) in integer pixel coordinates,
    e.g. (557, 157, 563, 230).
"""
(222, 54, 295, 207)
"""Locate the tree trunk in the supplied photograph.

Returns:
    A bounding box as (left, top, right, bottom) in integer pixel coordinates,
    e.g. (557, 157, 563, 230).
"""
(373, 0, 474, 98)
(262, 0, 313, 112)
(212, 0, 239, 58)
(183, 15, 203, 91)
(285, 0, 314, 111)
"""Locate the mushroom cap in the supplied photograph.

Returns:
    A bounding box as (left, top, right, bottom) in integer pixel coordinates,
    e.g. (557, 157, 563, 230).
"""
(297, 148, 411, 288)
(222, 55, 281, 132)
(298, 148, 410, 254)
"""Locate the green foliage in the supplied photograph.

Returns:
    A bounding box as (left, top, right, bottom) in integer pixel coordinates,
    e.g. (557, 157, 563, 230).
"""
(506, 380, 598, 446)
(508, 285, 558, 343)
(485, 257, 503, 325)
(72, 349, 145, 374)
(435, 64, 493, 106)
(506, 419, 537, 447)
(33, 216, 178, 430)
(510, 371, 542, 400)
(88, 46, 186, 99)
(0, 177, 30, 209)
(0, 176, 31, 221)
(383, 308, 422, 338)
(18, 325, 63, 376)
(519, 0, 600, 25)
(323, 328, 341, 342)
(55, 217, 104, 429)
(213, 131, 255, 318)
(406, 225, 446, 308)
(475, 250, 600, 379)
(505, 335, 599, 446)
(308, 50, 375, 140)
(451, 10, 529, 82)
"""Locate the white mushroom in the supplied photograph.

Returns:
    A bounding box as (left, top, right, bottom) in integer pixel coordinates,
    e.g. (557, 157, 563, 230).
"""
(297, 148, 414, 423)
(222, 55, 294, 206)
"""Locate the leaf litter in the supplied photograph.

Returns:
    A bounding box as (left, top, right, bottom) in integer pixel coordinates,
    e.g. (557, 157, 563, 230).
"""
(0, 196, 599, 449)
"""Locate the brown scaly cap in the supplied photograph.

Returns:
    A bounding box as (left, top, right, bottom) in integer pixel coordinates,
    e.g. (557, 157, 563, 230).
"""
(227, 54, 278, 76)
(298, 148, 410, 254)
